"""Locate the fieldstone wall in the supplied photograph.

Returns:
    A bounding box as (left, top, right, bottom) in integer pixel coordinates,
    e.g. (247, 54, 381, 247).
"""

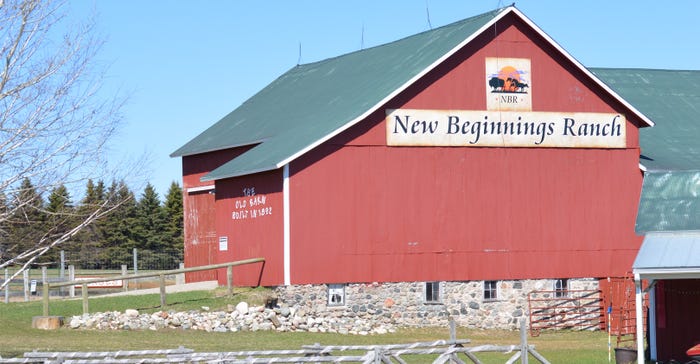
(67, 278, 601, 333)
(275, 278, 600, 330)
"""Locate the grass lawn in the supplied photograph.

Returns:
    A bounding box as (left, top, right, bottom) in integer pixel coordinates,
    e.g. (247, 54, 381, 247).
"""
(0, 287, 615, 363)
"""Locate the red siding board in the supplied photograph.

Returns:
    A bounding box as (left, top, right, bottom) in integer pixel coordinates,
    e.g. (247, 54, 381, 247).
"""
(214, 170, 284, 286)
(290, 145, 642, 284)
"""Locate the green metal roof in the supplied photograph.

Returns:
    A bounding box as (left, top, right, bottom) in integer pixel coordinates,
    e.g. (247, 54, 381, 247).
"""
(635, 170, 700, 233)
(170, 7, 507, 180)
(171, 6, 698, 182)
(591, 68, 700, 171)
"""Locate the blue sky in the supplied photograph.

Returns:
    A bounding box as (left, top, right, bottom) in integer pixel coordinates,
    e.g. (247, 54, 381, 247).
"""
(64, 1, 699, 197)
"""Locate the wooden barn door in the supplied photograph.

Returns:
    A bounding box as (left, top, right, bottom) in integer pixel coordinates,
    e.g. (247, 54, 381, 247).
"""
(183, 189, 218, 282)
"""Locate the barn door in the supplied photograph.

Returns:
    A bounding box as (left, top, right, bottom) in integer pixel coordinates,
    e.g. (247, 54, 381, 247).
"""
(184, 188, 218, 282)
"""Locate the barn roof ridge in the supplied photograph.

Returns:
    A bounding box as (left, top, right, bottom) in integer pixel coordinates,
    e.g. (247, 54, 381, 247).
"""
(171, 6, 687, 182)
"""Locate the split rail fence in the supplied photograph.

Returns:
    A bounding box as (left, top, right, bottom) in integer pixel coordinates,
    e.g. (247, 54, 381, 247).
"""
(0, 320, 550, 364)
(41, 257, 265, 316)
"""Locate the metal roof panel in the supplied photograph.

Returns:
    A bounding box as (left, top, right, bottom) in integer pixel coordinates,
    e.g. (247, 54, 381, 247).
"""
(633, 232, 700, 270)
(635, 170, 700, 233)
(591, 68, 700, 171)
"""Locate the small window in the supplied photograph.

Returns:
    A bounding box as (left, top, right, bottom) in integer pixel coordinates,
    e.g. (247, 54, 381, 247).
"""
(484, 280, 498, 301)
(328, 284, 345, 306)
(425, 282, 441, 303)
(554, 279, 569, 298)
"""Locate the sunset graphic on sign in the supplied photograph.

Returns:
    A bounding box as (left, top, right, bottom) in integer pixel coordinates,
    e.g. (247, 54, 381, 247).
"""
(485, 57, 532, 111)
(488, 65, 529, 93)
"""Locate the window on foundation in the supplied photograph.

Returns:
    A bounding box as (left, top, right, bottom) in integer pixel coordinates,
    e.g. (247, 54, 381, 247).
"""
(554, 279, 569, 298)
(425, 282, 441, 303)
(327, 284, 345, 306)
(484, 280, 498, 301)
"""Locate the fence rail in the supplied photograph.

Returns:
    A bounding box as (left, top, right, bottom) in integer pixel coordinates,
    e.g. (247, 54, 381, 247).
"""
(2, 249, 184, 303)
(41, 258, 265, 316)
(0, 321, 551, 364)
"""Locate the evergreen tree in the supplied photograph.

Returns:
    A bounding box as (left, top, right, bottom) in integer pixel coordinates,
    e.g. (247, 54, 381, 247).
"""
(7, 179, 47, 261)
(134, 184, 172, 268)
(0, 192, 9, 262)
(101, 181, 138, 268)
(163, 182, 184, 262)
(44, 185, 74, 264)
(47, 185, 73, 212)
(69, 179, 108, 268)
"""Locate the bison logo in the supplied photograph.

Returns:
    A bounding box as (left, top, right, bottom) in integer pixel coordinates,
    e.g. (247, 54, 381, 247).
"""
(488, 65, 529, 93)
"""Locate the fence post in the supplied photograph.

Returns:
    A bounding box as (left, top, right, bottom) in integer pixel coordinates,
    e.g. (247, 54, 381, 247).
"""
(43, 282, 49, 316)
(159, 274, 166, 309)
(227, 265, 233, 296)
(121, 265, 128, 292)
(521, 318, 529, 364)
(41, 266, 47, 290)
(68, 265, 75, 298)
(4, 269, 8, 303)
(41, 266, 47, 300)
(23, 269, 29, 302)
(133, 248, 138, 276)
(176, 263, 185, 285)
(82, 283, 89, 315)
(59, 250, 65, 297)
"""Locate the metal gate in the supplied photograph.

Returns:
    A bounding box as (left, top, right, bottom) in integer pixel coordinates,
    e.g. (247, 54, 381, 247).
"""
(528, 289, 604, 336)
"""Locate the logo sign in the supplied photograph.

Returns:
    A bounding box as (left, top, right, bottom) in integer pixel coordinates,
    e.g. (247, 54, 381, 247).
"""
(386, 109, 626, 148)
(486, 57, 532, 111)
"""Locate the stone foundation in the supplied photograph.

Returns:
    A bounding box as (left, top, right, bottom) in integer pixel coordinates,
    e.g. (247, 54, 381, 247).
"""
(275, 278, 600, 330)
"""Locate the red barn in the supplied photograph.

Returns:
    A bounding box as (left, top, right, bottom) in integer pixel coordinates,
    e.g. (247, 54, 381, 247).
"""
(172, 6, 699, 350)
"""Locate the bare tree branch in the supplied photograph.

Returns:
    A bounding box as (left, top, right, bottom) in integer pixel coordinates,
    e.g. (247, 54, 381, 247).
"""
(0, 0, 129, 279)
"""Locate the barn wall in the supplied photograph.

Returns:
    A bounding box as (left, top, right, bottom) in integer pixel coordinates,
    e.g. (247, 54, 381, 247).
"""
(655, 279, 700, 362)
(214, 169, 284, 286)
(181, 147, 253, 282)
(288, 13, 643, 284)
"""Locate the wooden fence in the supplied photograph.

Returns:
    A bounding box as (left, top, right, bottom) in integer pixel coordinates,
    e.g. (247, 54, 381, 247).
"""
(41, 258, 265, 316)
(0, 320, 550, 364)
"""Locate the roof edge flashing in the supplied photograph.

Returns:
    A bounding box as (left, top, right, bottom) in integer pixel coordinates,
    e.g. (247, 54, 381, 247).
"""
(171, 140, 266, 158)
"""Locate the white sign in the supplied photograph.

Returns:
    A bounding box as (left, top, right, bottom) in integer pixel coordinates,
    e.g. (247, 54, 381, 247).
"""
(74, 277, 123, 288)
(219, 236, 228, 251)
(386, 109, 626, 148)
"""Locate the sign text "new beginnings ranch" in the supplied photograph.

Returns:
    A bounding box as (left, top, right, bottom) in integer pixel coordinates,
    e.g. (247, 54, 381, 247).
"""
(386, 109, 626, 148)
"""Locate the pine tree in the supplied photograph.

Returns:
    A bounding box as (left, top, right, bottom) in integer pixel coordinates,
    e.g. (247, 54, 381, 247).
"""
(101, 181, 138, 268)
(0, 192, 9, 262)
(69, 179, 108, 268)
(44, 185, 74, 264)
(47, 185, 73, 212)
(6, 179, 47, 262)
(134, 184, 172, 268)
(163, 182, 184, 262)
